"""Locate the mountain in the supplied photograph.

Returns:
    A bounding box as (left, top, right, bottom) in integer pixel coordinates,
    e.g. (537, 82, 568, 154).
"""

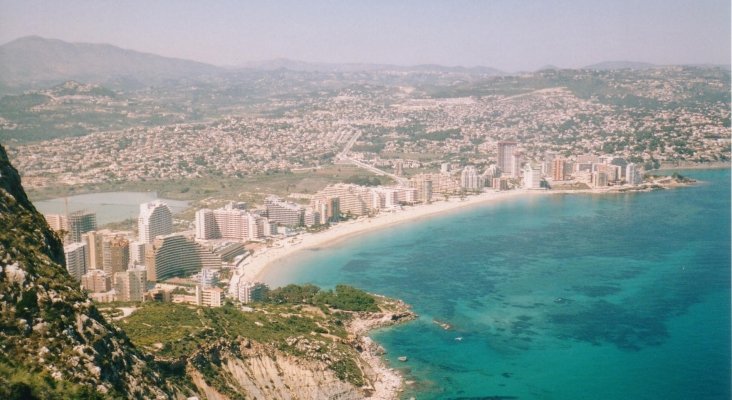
(0, 143, 182, 399)
(582, 61, 660, 70)
(0, 36, 222, 89)
(238, 57, 505, 75)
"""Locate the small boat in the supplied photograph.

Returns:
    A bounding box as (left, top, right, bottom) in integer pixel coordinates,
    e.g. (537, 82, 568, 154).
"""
(398, 356, 408, 362)
(454, 337, 463, 341)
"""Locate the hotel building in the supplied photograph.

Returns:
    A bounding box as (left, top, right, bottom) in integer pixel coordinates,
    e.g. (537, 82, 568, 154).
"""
(67, 210, 97, 243)
(63, 242, 87, 281)
(138, 201, 173, 244)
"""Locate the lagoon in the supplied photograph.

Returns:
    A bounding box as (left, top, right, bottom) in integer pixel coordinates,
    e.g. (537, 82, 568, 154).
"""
(33, 191, 189, 226)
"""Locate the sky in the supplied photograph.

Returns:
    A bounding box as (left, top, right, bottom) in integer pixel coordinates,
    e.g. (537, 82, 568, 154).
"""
(0, 0, 729, 71)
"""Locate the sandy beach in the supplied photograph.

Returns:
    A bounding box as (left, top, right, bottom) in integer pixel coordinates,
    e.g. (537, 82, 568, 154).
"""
(228, 176, 696, 297)
(228, 189, 548, 296)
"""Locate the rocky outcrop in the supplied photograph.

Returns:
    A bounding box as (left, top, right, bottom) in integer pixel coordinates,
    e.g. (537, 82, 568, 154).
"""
(189, 339, 362, 400)
(0, 143, 183, 398)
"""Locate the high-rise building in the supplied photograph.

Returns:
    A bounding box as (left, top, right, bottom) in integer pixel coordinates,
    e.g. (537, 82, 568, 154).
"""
(310, 185, 371, 218)
(138, 201, 173, 244)
(592, 171, 609, 188)
(81, 270, 112, 293)
(63, 242, 87, 281)
(394, 160, 404, 177)
(497, 141, 518, 177)
(102, 235, 129, 276)
(523, 164, 543, 189)
(237, 281, 269, 304)
(626, 163, 643, 185)
(195, 204, 263, 241)
(553, 159, 566, 181)
(266, 196, 304, 226)
(145, 234, 221, 282)
(129, 240, 146, 266)
(83, 231, 105, 270)
(67, 210, 97, 243)
(114, 266, 147, 302)
(460, 166, 482, 190)
(195, 209, 218, 239)
(512, 151, 523, 178)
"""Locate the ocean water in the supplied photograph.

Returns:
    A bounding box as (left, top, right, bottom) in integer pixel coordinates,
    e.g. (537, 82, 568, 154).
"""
(262, 169, 731, 400)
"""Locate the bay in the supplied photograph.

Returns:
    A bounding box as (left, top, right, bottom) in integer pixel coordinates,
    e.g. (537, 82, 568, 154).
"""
(261, 169, 731, 400)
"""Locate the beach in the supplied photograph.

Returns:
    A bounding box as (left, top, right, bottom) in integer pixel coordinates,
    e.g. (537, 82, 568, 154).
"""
(228, 188, 545, 295)
(228, 176, 697, 297)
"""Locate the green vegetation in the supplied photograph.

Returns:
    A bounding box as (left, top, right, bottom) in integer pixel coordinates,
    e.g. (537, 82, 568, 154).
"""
(109, 284, 385, 391)
(344, 174, 382, 187)
(0, 362, 106, 400)
(266, 284, 379, 312)
(26, 164, 385, 203)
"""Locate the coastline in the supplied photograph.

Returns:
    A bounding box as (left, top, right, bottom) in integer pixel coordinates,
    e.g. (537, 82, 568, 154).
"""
(228, 189, 546, 292)
(229, 179, 696, 291)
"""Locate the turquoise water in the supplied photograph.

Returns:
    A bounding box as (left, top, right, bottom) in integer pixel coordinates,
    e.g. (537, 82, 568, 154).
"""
(262, 169, 731, 400)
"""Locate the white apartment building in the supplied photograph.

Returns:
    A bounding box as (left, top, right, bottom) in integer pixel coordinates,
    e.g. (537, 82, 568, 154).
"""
(64, 242, 87, 281)
(138, 201, 173, 244)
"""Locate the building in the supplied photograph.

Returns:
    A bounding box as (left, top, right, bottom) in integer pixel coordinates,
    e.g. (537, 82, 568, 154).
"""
(197, 286, 224, 307)
(145, 234, 221, 282)
(497, 141, 518, 177)
(409, 173, 460, 198)
(114, 266, 147, 302)
(67, 210, 97, 243)
(129, 240, 146, 266)
(523, 164, 543, 189)
(81, 269, 111, 293)
(237, 281, 269, 304)
(138, 201, 173, 244)
(63, 242, 87, 281)
(266, 196, 304, 226)
(43, 214, 67, 233)
(592, 171, 609, 188)
(626, 163, 643, 185)
(102, 234, 129, 276)
(552, 159, 566, 181)
(419, 179, 433, 203)
(195, 204, 263, 241)
(394, 160, 404, 177)
(460, 166, 482, 191)
(195, 208, 218, 239)
(82, 231, 105, 270)
(198, 268, 219, 289)
(311, 185, 370, 218)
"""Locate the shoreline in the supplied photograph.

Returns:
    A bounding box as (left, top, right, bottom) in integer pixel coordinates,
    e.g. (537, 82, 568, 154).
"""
(229, 178, 697, 291)
(228, 189, 546, 293)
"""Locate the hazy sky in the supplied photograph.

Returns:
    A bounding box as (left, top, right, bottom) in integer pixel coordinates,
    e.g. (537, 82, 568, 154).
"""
(0, 0, 729, 71)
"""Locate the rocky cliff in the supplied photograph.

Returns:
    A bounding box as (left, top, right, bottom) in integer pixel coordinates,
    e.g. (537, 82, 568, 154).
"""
(0, 143, 182, 399)
(1, 142, 416, 399)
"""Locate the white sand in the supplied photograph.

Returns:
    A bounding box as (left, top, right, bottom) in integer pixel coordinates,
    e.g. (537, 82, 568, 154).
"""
(228, 189, 549, 295)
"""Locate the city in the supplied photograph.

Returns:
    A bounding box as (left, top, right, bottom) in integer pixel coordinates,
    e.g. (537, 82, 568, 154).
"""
(0, 1, 730, 399)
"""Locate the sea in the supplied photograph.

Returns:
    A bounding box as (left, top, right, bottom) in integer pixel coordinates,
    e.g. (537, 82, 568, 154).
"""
(262, 168, 731, 400)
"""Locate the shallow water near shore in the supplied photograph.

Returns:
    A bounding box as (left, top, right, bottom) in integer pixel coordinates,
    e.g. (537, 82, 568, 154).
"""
(262, 169, 731, 400)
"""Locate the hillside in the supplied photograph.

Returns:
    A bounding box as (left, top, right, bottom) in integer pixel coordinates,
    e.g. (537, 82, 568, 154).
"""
(0, 142, 416, 398)
(0, 36, 222, 90)
(0, 143, 181, 398)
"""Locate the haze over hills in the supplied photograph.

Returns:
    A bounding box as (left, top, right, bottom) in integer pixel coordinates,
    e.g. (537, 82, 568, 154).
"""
(4, 36, 727, 92)
(0, 36, 223, 89)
